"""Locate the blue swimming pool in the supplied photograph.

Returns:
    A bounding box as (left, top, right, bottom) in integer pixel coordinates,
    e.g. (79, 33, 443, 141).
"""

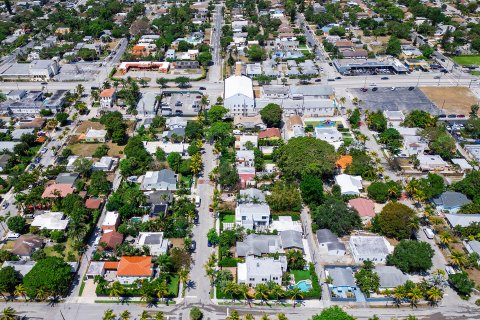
(293, 280, 312, 292)
(315, 120, 335, 128)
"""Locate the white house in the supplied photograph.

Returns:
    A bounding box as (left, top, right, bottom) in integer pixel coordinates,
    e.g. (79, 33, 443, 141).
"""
(235, 203, 271, 230)
(100, 88, 116, 108)
(224, 75, 255, 116)
(141, 170, 177, 192)
(235, 135, 258, 150)
(85, 128, 107, 143)
(31, 211, 68, 230)
(418, 154, 448, 171)
(135, 232, 170, 256)
(334, 174, 363, 196)
(143, 141, 190, 156)
(349, 236, 393, 264)
(102, 211, 120, 232)
(314, 127, 343, 150)
(92, 156, 118, 172)
(315, 229, 346, 256)
(237, 256, 287, 287)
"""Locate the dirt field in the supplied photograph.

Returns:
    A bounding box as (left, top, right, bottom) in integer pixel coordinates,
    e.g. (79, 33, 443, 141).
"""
(76, 121, 105, 134)
(420, 86, 478, 115)
(69, 142, 125, 157)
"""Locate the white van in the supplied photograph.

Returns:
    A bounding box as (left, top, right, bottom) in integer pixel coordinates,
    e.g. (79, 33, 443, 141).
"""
(424, 227, 434, 239)
(195, 196, 201, 208)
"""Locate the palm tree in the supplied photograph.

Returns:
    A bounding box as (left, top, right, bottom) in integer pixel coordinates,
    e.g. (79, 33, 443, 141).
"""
(244, 314, 254, 320)
(261, 314, 270, 320)
(255, 283, 270, 305)
(439, 231, 452, 249)
(339, 96, 347, 105)
(139, 310, 151, 320)
(287, 287, 303, 308)
(155, 311, 165, 320)
(120, 310, 131, 320)
(426, 287, 443, 306)
(237, 283, 251, 306)
(224, 281, 239, 302)
(35, 288, 49, 301)
(178, 267, 189, 295)
(102, 309, 116, 320)
(109, 281, 125, 300)
(407, 287, 423, 308)
(270, 284, 285, 304)
(227, 310, 240, 320)
(450, 250, 467, 268)
(14, 284, 26, 300)
(393, 285, 406, 307)
(277, 314, 288, 320)
(0, 307, 17, 320)
(155, 279, 169, 302)
(76, 84, 85, 99)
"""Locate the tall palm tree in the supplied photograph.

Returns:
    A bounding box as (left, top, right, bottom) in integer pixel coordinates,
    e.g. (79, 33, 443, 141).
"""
(270, 284, 285, 304)
(102, 309, 116, 320)
(155, 311, 165, 320)
(339, 96, 347, 105)
(261, 314, 270, 320)
(35, 288, 49, 301)
(255, 283, 270, 305)
(426, 287, 443, 306)
(139, 310, 151, 320)
(407, 287, 423, 308)
(14, 284, 26, 300)
(155, 279, 169, 302)
(393, 285, 406, 307)
(224, 281, 239, 302)
(277, 314, 288, 320)
(109, 281, 125, 300)
(287, 287, 303, 308)
(439, 231, 452, 249)
(237, 283, 251, 306)
(227, 310, 240, 320)
(178, 267, 190, 295)
(120, 310, 131, 320)
(450, 250, 467, 268)
(244, 314, 254, 320)
(76, 84, 85, 99)
(0, 307, 17, 320)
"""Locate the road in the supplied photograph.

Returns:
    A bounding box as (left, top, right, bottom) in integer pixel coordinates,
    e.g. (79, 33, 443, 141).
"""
(208, 3, 224, 83)
(185, 143, 216, 304)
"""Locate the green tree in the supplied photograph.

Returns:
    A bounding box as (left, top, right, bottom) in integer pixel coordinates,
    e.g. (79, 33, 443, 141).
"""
(246, 44, 266, 61)
(78, 48, 97, 61)
(311, 306, 355, 320)
(311, 197, 362, 236)
(167, 152, 183, 173)
(156, 78, 169, 88)
(198, 52, 212, 67)
(448, 272, 474, 297)
(174, 76, 190, 88)
(103, 309, 116, 320)
(266, 180, 302, 212)
(259, 103, 282, 128)
(367, 181, 401, 203)
(207, 228, 219, 246)
(218, 161, 239, 190)
(286, 250, 306, 270)
(23, 257, 73, 298)
(402, 110, 436, 128)
(0, 307, 17, 320)
(378, 203, 419, 239)
(348, 109, 361, 128)
(6, 216, 26, 233)
(386, 240, 434, 273)
(366, 111, 387, 132)
(155, 147, 166, 161)
(88, 171, 111, 196)
(274, 137, 336, 179)
(354, 261, 379, 297)
(55, 112, 69, 126)
(386, 36, 401, 56)
(93, 144, 109, 158)
(207, 105, 228, 123)
(190, 307, 203, 320)
(300, 175, 324, 206)
(0, 266, 22, 295)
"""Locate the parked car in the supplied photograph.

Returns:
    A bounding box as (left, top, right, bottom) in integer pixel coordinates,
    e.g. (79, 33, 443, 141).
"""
(408, 86, 415, 90)
(381, 77, 389, 80)
(40, 147, 48, 154)
(457, 114, 466, 118)
(327, 78, 335, 81)
(190, 240, 197, 252)
(199, 87, 206, 90)
(335, 76, 342, 80)
(438, 114, 447, 118)
(1, 202, 8, 210)
(434, 75, 441, 79)
(447, 114, 456, 118)
(315, 79, 322, 82)
(361, 88, 368, 92)
(372, 87, 378, 91)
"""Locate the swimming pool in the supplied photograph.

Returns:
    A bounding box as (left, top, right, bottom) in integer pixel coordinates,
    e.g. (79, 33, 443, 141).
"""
(315, 120, 335, 128)
(293, 280, 312, 292)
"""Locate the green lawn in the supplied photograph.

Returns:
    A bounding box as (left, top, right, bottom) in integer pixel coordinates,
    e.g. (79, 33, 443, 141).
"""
(168, 275, 179, 297)
(471, 71, 480, 76)
(221, 214, 235, 223)
(452, 55, 480, 65)
(291, 270, 311, 282)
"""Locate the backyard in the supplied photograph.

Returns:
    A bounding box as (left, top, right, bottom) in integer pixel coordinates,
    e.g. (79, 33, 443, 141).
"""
(69, 142, 125, 157)
(452, 55, 480, 65)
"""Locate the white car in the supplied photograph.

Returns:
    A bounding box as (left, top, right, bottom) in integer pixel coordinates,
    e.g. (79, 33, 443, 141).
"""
(40, 147, 48, 154)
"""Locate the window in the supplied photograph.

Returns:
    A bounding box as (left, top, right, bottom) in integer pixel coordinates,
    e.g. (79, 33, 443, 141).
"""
(261, 216, 267, 220)
(249, 278, 255, 281)
(242, 216, 246, 220)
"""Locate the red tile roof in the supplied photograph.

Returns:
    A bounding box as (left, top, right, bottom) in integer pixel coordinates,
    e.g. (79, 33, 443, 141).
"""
(104, 261, 119, 270)
(42, 184, 74, 198)
(100, 88, 115, 98)
(99, 231, 123, 250)
(117, 256, 153, 277)
(85, 198, 103, 209)
(258, 128, 281, 139)
(348, 198, 376, 217)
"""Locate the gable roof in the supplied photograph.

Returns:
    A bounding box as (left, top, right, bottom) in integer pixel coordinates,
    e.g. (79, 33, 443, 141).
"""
(100, 88, 116, 98)
(11, 234, 44, 256)
(258, 128, 281, 139)
(279, 230, 304, 250)
(316, 229, 338, 244)
(117, 256, 153, 277)
(99, 231, 124, 250)
(432, 191, 471, 208)
(42, 184, 74, 198)
(348, 198, 375, 217)
(375, 266, 408, 288)
(328, 267, 355, 287)
(336, 155, 352, 169)
(85, 198, 103, 209)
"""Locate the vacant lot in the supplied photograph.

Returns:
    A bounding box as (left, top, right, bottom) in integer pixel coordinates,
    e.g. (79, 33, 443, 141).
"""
(76, 121, 105, 134)
(452, 55, 480, 65)
(420, 86, 477, 115)
(69, 142, 125, 157)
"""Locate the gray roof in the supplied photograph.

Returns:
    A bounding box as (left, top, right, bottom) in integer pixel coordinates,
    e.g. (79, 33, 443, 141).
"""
(279, 230, 304, 250)
(290, 85, 333, 97)
(142, 169, 177, 191)
(55, 172, 79, 186)
(236, 234, 282, 257)
(236, 203, 270, 216)
(164, 127, 185, 139)
(0, 141, 20, 152)
(11, 128, 34, 140)
(2, 260, 36, 276)
(239, 188, 266, 203)
(445, 213, 480, 228)
(350, 236, 391, 256)
(316, 229, 338, 244)
(375, 266, 407, 288)
(327, 242, 346, 251)
(432, 191, 471, 208)
(328, 267, 355, 287)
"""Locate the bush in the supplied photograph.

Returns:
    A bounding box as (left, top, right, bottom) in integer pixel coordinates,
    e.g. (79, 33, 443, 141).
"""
(7, 216, 26, 233)
(449, 272, 475, 297)
(190, 307, 203, 320)
(218, 258, 239, 267)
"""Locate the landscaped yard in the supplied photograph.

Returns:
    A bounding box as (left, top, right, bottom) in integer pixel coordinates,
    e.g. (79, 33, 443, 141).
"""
(221, 214, 235, 223)
(452, 55, 480, 65)
(69, 142, 125, 157)
(43, 238, 80, 261)
(291, 270, 311, 282)
(168, 275, 179, 297)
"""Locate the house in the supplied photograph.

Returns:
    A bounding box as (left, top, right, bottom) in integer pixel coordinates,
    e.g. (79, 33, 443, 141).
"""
(85, 198, 103, 210)
(258, 128, 281, 140)
(224, 75, 255, 116)
(166, 117, 188, 129)
(31, 211, 68, 230)
(375, 266, 408, 290)
(326, 267, 356, 293)
(418, 155, 448, 171)
(464, 240, 480, 264)
(55, 172, 79, 187)
(102, 211, 120, 232)
(99, 231, 124, 251)
(234, 115, 266, 130)
(399, 135, 428, 157)
(238, 166, 256, 188)
(236, 234, 282, 257)
(270, 216, 303, 233)
(174, 61, 200, 69)
(239, 188, 266, 203)
(279, 230, 304, 252)
(100, 88, 116, 108)
(66, 155, 79, 171)
(0, 141, 20, 152)
(432, 191, 471, 213)
(285, 116, 304, 140)
(315, 127, 343, 149)
(85, 128, 107, 143)
(92, 156, 118, 172)
(141, 170, 177, 192)
(135, 232, 170, 256)
(235, 135, 258, 151)
(384, 111, 405, 126)
(349, 236, 393, 263)
(86, 261, 106, 279)
(334, 174, 363, 196)
(235, 203, 271, 230)
(166, 49, 176, 60)
(143, 141, 190, 156)
(451, 159, 473, 173)
(237, 256, 287, 287)
(315, 229, 346, 256)
(445, 213, 480, 228)
(236, 150, 255, 166)
(11, 128, 34, 140)
(336, 155, 353, 171)
(2, 260, 36, 276)
(116, 256, 154, 284)
(348, 198, 376, 222)
(0, 154, 11, 172)
(400, 45, 422, 59)
(11, 235, 44, 259)
(42, 184, 74, 198)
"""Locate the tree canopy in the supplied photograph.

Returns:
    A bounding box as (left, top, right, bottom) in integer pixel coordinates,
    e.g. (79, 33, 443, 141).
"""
(274, 137, 336, 179)
(23, 257, 73, 298)
(259, 103, 282, 128)
(300, 175, 324, 206)
(452, 170, 480, 203)
(378, 202, 419, 239)
(311, 197, 362, 236)
(386, 240, 434, 273)
(367, 180, 402, 203)
(402, 110, 436, 128)
(311, 306, 355, 320)
(266, 180, 302, 212)
(366, 111, 387, 132)
(0, 266, 22, 294)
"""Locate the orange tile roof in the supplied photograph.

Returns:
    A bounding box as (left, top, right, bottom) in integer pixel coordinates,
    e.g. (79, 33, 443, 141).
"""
(258, 128, 281, 139)
(117, 256, 153, 277)
(85, 198, 103, 209)
(99, 231, 124, 250)
(35, 136, 46, 143)
(104, 261, 119, 270)
(100, 88, 115, 98)
(42, 184, 74, 198)
(336, 155, 353, 169)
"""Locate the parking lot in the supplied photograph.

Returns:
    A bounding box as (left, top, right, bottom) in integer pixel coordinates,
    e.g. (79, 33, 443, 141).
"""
(160, 91, 203, 116)
(350, 86, 439, 114)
